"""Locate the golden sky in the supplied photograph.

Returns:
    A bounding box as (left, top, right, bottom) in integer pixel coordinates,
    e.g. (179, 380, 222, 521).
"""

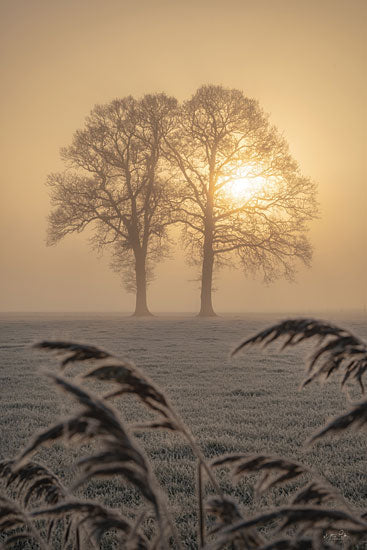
(0, 0, 366, 313)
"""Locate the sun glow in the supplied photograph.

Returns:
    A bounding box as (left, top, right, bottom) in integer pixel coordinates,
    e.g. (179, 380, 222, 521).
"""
(221, 167, 268, 202)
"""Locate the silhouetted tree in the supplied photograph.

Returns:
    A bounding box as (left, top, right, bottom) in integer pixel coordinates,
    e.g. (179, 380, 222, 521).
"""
(47, 94, 177, 316)
(165, 85, 318, 316)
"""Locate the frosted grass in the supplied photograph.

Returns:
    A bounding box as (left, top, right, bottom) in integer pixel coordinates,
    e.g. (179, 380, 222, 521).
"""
(0, 311, 366, 544)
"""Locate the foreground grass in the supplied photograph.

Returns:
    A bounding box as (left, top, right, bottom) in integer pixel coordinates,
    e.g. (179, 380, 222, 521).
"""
(0, 312, 366, 547)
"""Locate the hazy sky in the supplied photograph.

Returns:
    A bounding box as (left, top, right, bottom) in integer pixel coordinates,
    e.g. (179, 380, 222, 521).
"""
(0, 0, 366, 313)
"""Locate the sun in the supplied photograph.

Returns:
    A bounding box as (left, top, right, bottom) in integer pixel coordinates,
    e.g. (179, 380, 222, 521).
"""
(221, 166, 268, 202)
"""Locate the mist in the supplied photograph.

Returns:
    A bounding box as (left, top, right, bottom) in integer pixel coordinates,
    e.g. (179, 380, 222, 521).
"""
(0, 0, 365, 314)
(1, 4, 367, 545)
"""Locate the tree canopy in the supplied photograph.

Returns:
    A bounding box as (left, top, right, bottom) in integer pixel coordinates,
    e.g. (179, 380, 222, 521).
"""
(47, 85, 318, 316)
(48, 93, 177, 315)
(164, 85, 318, 315)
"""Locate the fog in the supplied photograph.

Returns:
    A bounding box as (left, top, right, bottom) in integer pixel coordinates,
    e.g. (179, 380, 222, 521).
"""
(0, 0, 366, 314)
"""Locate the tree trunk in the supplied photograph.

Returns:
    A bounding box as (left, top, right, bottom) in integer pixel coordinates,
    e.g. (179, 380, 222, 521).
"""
(198, 234, 216, 317)
(133, 253, 152, 317)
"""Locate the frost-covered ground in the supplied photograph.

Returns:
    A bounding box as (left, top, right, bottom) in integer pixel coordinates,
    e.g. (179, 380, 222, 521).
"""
(0, 312, 366, 546)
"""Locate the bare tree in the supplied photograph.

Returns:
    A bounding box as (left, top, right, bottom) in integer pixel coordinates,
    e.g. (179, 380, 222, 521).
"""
(165, 85, 318, 316)
(47, 94, 177, 316)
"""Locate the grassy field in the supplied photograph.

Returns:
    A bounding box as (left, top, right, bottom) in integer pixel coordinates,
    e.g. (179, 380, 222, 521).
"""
(0, 312, 366, 547)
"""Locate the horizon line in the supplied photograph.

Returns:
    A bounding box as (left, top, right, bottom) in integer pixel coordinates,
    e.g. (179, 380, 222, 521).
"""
(0, 308, 365, 315)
